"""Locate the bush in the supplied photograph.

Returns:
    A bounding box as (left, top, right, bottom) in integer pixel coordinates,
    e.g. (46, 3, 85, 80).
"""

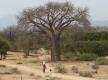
(75, 40, 108, 56)
(62, 52, 79, 60)
(83, 31, 108, 41)
(0, 36, 11, 50)
(72, 66, 79, 73)
(78, 53, 98, 61)
(0, 36, 11, 59)
(11, 68, 21, 74)
(62, 52, 98, 61)
(55, 64, 67, 73)
(96, 57, 108, 65)
(61, 31, 108, 56)
(79, 71, 93, 78)
(62, 40, 108, 56)
(91, 64, 99, 70)
(63, 52, 75, 58)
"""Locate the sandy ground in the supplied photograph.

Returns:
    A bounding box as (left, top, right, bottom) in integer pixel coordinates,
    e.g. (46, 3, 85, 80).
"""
(0, 61, 95, 80)
(0, 52, 107, 80)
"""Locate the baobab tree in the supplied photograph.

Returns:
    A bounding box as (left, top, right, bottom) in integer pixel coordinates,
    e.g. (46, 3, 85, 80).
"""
(18, 2, 90, 61)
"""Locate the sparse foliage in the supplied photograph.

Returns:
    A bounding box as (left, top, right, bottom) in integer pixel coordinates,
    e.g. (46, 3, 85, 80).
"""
(79, 71, 93, 78)
(72, 66, 79, 73)
(55, 63, 67, 73)
(96, 57, 108, 65)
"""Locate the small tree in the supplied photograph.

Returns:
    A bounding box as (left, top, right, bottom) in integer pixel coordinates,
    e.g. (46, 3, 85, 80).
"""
(0, 36, 10, 59)
(15, 32, 37, 57)
(2, 25, 18, 41)
(18, 2, 90, 61)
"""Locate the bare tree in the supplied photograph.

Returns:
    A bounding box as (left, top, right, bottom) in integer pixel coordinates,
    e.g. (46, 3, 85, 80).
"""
(15, 31, 38, 57)
(2, 25, 17, 41)
(18, 2, 90, 61)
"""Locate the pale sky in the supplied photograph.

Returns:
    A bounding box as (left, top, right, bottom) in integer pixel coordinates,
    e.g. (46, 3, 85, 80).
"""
(0, 0, 108, 21)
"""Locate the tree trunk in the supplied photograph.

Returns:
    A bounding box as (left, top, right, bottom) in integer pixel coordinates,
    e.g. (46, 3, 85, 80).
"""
(50, 35, 61, 61)
(0, 54, 2, 60)
(24, 50, 30, 58)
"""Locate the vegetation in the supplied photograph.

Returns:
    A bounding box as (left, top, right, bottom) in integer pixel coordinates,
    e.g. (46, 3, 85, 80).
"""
(62, 52, 98, 61)
(72, 66, 79, 73)
(78, 53, 98, 61)
(96, 57, 108, 65)
(55, 63, 67, 73)
(82, 31, 108, 40)
(62, 52, 77, 60)
(0, 2, 108, 62)
(79, 71, 93, 78)
(0, 1, 108, 80)
(11, 68, 21, 74)
(15, 32, 38, 57)
(17, 2, 89, 61)
(73, 41, 108, 56)
(0, 36, 11, 59)
(62, 31, 108, 57)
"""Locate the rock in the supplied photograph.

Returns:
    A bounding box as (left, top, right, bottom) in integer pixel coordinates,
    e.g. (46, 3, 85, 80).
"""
(36, 48, 47, 55)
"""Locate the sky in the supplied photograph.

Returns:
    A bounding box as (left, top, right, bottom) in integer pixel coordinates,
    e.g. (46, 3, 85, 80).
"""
(0, 0, 108, 29)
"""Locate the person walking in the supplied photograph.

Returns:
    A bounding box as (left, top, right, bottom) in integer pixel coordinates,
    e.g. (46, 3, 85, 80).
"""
(42, 61, 46, 73)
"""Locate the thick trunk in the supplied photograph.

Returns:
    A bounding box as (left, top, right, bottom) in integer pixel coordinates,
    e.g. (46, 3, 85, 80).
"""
(50, 35, 61, 61)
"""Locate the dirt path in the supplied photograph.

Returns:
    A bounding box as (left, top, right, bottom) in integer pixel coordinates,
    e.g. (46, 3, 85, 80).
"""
(0, 61, 96, 80)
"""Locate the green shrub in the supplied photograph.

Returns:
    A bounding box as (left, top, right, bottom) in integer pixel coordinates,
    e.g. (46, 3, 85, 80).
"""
(75, 40, 108, 56)
(61, 31, 108, 56)
(78, 53, 98, 61)
(62, 40, 108, 56)
(62, 52, 98, 61)
(96, 57, 108, 65)
(83, 31, 108, 41)
(62, 52, 77, 58)
(55, 64, 67, 73)
(0, 37, 11, 52)
(0, 36, 11, 59)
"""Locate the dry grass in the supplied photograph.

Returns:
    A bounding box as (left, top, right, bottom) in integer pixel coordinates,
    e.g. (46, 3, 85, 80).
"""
(10, 68, 21, 74)
(0, 51, 108, 80)
(79, 71, 93, 78)
(91, 64, 99, 69)
(17, 62, 23, 64)
(72, 66, 79, 73)
(55, 64, 67, 73)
